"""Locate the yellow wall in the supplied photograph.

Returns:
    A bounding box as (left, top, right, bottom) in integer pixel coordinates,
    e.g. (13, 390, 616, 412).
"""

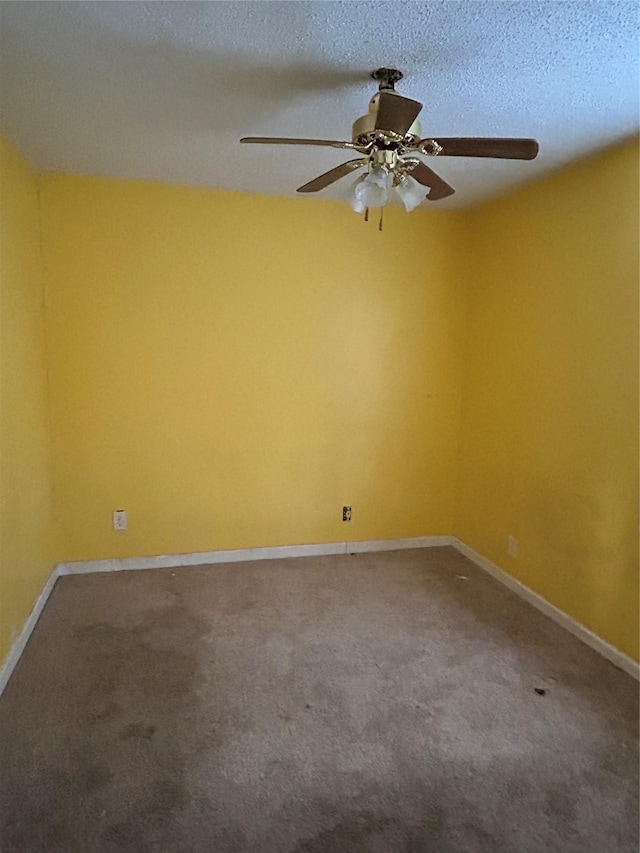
(40, 175, 465, 561)
(0, 136, 52, 663)
(2, 134, 637, 669)
(455, 137, 639, 659)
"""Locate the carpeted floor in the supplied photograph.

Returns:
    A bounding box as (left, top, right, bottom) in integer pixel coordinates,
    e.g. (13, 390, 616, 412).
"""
(0, 546, 637, 852)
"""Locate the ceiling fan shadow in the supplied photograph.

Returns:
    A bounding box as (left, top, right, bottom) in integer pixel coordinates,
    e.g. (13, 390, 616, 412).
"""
(89, 34, 370, 135)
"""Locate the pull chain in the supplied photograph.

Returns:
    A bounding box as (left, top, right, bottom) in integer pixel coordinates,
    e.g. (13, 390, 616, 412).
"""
(364, 207, 369, 222)
(378, 206, 384, 231)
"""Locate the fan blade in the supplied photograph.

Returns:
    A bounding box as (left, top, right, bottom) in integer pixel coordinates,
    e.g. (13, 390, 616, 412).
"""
(375, 92, 422, 137)
(408, 161, 455, 201)
(428, 137, 539, 160)
(296, 159, 367, 193)
(241, 137, 361, 150)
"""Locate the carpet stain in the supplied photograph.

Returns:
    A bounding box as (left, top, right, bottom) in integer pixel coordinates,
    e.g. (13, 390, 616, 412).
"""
(544, 787, 578, 824)
(119, 722, 156, 741)
(101, 819, 148, 851)
(1, 596, 206, 850)
(293, 812, 393, 852)
(78, 696, 122, 725)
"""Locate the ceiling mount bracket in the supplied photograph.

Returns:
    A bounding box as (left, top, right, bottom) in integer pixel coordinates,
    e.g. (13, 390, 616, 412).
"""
(371, 68, 404, 91)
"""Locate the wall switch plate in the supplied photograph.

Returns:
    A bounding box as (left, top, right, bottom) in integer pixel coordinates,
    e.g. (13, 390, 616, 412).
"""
(508, 535, 518, 558)
(113, 509, 128, 531)
(343, 506, 352, 522)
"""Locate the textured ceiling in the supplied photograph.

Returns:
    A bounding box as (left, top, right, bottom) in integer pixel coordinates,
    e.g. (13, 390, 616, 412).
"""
(0, 1, 638, 209)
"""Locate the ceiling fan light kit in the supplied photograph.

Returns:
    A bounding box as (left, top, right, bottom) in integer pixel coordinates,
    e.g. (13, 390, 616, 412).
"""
(350, 167, 391, 214)
(240, 68, 539, 227)
(395, 175, 430, 212)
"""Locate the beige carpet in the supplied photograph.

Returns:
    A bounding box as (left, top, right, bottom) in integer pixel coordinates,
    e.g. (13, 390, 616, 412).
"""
(0, 546, 637, 852)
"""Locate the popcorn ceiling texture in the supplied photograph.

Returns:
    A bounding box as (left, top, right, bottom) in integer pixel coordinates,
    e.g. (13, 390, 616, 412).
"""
(0, 1, 638, 208)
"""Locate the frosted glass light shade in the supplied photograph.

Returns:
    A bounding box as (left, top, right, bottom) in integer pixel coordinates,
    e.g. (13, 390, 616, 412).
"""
(350, 167, 391, 212)
(395, 175, 429, 212)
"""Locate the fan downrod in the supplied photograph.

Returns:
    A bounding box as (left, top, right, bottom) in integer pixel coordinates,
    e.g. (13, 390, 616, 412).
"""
(371, 68, 404, 91)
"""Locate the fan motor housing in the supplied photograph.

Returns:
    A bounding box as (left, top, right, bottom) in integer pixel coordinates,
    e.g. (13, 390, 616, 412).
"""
(352, 91, 421, 148)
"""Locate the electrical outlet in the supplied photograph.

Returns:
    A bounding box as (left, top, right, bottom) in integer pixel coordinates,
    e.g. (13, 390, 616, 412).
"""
(113, 509, 128, 531)
(343, 506, 352, 522)
(508, 535, 518, 558)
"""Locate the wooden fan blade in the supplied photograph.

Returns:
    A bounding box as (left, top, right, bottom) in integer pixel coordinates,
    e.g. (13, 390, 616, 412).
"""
(429, 137, 539, 160)
(241, 137, 360, 150)
(375, 92, 422, 137)
(408, 161, 455, 200)
(297, 159, 367, 193)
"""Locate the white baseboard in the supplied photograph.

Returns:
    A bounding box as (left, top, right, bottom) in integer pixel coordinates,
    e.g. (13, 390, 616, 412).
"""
(451, 537, 639, 681)
(0, 566, 60, 697)
(2, 534, 636, 699)
(55, 536, 451, 576)
(347, 535, 452, 553)
(57, 540, 346, 576)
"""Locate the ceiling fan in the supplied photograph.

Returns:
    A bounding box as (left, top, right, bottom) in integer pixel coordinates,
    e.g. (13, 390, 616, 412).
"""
(240, 68, 539, 225)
